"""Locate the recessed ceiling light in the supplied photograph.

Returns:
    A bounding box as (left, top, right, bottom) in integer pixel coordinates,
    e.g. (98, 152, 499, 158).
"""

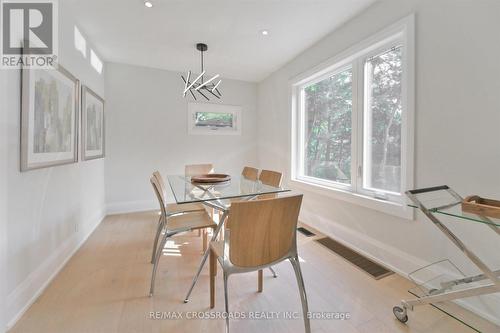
(261, 30, 269, 36)
(144, 1, 153, 8)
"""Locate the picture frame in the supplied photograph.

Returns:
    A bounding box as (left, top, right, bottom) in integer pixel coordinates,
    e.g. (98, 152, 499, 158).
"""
(81, 85, 105, 160)
(21, 65, 80, 171)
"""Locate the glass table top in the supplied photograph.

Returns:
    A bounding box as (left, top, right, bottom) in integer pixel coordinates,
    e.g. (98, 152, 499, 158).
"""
(167, 175, 290, 204)
(409, 203, 500, 227)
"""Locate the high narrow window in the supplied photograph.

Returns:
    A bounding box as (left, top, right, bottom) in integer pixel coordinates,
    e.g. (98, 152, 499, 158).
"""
(74, 26, 86, 58)
(90, 49, 103, 74)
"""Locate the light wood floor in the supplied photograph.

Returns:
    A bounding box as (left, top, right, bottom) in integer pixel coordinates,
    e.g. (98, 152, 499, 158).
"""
(8, 211, 494, 333)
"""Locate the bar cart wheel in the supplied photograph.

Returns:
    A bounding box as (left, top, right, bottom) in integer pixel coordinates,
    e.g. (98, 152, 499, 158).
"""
(393, 306, 408, 323)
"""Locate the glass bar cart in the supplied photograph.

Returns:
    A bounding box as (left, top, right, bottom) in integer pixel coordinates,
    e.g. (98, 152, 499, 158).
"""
(393, 185, 500, 328)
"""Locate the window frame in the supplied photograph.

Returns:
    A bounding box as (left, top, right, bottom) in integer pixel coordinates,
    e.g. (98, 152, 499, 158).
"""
(290, 15, 415, 219)
(187, 102, 242, 136)
(296, 63, 354, 193)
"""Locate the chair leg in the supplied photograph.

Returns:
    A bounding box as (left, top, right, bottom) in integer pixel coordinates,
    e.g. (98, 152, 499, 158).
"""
(149, 232, 169, 296)
(151, 214, 164, 264)
(269, 266, 278, 278)
(202, 229, 208, 253)
(223, 272, 230, 333)
(258, 270, 263, 293)
(210, 248, 217, 308)
(197, 229, 201, 237)
(184, 210, 228, 303)
(290, 257, 311, 333)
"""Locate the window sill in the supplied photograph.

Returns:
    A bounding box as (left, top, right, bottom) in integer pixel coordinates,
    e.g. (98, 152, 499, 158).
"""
(290, 178, 414, 220)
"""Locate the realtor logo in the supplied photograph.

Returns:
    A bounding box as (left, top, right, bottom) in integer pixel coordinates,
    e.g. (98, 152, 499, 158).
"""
(1, 0, 58, 68)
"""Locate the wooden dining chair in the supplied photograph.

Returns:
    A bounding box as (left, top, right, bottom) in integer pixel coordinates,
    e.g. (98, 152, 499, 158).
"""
(209, 194, 310, 333)
(259, 169, 283, 187)
(149, 175, 216, 296)
(150, 171, 206, 264)
(241, 166, 259, 181)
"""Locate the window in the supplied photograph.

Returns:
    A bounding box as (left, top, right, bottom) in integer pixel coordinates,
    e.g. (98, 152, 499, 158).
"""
(363, 46, 402, 194)
(194, 112, 234, 129)
(303, 67, 353, 186)
(292, 15, 414, 216)
(74, 26, 86, 58)
(188, 102, 241, 135)
(90, 49, 103, 74)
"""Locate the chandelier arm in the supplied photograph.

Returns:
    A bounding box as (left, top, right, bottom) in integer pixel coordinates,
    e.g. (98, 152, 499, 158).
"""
(189, 89, 197, 100)
(212, 79, 221, 92)
(184, 71, 205, 93)
(185, 71, 191, 92)
(181, 75, 190, 97)
(205, 88, 221, 99)
(197, 89, 210, 101)
(195, 74, 220, 91)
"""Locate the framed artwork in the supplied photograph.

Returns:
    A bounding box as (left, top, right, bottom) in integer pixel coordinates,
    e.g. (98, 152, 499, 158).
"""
(187, 102, 242, 135)
(21, 65, 80, 171)
(81, 85, 105, 160)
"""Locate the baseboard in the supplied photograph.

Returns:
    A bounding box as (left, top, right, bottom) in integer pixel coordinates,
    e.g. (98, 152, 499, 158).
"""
(300, 207, 500, 327)
(5, 209, 106, 330)
(106, 200, 157, 215)
(300, 208, 428, 277)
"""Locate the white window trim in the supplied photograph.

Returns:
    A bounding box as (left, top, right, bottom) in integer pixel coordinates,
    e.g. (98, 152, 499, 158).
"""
(187, 102, 242, 136)
(290, 14, 415, 220)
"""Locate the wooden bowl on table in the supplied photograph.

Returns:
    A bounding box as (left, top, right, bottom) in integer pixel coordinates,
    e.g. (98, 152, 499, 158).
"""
(191, 173, 231, 184)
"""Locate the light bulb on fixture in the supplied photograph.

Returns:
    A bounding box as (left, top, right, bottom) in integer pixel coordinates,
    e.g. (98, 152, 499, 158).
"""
(261, 30, 269, 36)
(144, 1, 153, 8)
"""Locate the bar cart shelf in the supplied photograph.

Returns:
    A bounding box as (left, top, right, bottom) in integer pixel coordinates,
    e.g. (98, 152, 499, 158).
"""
(394, 185, 500, 327)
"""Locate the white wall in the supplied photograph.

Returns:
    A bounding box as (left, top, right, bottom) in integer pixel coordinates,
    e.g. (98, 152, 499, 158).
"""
(1, 66, 9, 333)
(258, 0, 500, 323)
(4, 2, 106, 329)
(104, 62, 258, 213)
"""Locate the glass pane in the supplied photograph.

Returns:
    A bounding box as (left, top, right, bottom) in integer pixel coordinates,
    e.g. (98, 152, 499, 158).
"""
(167, 175, 289, 204)
(195, 112, 234, 128)
(303, 67, 352, 184)
(363, 46, 403, 193)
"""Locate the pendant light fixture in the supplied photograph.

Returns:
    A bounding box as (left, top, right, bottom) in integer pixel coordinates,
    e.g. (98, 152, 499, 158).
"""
(181, 43, 222, 101)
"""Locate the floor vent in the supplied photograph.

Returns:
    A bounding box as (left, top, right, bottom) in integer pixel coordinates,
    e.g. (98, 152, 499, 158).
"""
(316, 237, 393, 280)
(297, 227, 316, 237)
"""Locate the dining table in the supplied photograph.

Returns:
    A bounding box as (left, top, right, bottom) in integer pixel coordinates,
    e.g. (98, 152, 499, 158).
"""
(166, 174, 290, 303)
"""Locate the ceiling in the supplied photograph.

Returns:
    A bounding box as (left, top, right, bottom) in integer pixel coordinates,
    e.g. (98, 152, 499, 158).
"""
(66, 0, 376, 82)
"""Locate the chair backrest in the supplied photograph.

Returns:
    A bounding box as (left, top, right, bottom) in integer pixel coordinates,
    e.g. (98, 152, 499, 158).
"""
(228, 194, 303, 267)
(152, 171, 167, 202)
(259, 169, 283, 187)
(241, 166, 259, 181)
(185, 164, 214, 177)
(151, 175, 167, 218)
